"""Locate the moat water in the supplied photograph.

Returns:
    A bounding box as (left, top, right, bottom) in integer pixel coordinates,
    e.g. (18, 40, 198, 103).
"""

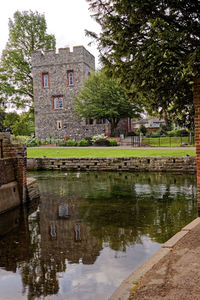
(0, 171, 197, 300)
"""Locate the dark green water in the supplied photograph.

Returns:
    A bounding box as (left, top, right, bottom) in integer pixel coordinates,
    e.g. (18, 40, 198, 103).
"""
(0, 171, 197, 300)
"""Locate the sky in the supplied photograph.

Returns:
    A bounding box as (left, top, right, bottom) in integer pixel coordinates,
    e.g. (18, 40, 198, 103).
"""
(0, 0, 101, 66)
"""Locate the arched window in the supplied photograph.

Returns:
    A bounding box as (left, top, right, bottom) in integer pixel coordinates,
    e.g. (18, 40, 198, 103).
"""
(52, 96, 64, 110)
(67, 70, 74, 87)
(42, 73, 49, 88)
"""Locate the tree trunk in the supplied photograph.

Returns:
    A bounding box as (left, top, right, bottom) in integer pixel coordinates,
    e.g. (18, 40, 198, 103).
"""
(110, 118, 120, 136)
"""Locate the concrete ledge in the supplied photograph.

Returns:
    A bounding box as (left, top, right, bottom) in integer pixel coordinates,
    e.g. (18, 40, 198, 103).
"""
(162, 230, 188, 248)
(182, 217, 200, 231)
(109, 248, 171, 300)
(109, 217, 200, 300)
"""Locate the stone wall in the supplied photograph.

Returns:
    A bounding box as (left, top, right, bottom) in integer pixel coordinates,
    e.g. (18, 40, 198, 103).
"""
(27, 156, 196, 173)
(194, 77, 200, 213)
(32, 46, 107, 140)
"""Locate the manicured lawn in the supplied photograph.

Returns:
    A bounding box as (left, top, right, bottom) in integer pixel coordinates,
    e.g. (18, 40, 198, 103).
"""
(142, 136, 194, 147)
(27, 147, 196, 158)
(142, 136, 195, 147)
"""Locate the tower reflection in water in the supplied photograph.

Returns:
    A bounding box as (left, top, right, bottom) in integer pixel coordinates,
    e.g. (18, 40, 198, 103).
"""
(0, 171, 197, 300)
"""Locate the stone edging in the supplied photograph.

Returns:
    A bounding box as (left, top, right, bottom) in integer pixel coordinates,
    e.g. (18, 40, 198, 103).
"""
(27, 156, 196, 173)
(109, 217, 200, 300)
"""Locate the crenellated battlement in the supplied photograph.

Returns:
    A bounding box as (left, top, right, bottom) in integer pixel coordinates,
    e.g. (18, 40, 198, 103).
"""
(31, 46, 95, 68)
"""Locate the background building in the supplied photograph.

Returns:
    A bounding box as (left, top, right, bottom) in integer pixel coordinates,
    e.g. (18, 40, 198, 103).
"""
(132, 118, 165, 132)
(32, 46, 106, 140)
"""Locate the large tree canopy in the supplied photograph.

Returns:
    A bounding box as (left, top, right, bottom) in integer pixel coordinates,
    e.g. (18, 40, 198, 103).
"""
(86, 0, 200, 129)
(0, 10, 56, 109)
(75, 70, 142, 135)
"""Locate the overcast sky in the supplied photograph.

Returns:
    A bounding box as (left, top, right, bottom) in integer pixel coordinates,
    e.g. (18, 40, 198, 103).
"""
(0, 0, 101, 66)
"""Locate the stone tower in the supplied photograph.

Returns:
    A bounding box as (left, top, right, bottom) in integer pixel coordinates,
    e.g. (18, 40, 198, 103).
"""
(31, 46, 106, 140)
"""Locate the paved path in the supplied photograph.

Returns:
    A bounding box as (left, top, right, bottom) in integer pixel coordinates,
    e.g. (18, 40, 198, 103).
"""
(110, 218, 200, 300)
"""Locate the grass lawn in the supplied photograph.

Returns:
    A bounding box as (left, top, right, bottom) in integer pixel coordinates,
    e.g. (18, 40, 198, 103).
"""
(142, 136, 194, 147)
(27, 147, 196, 158)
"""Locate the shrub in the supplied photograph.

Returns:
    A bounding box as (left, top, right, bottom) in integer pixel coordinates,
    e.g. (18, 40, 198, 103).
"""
(135, 129, 139, 136)
(138, 124, 147, 135)
(167, 130, 177, 137)
(84, 136, 93, 145)
(12, 135, 28, 144)
(167, 129, 189, 137)
(51, 138, 63, 144)
(65, 139, 77, 146)
(25, 136, 41, 147)
(77, 139, 89, 146)
(127, 132, 136, 136)
(43, 138, 63, 145)
(176, 129, 189, 136)
(145, 132, 152, 137)
(150, 129, 166, 137)
(91, 134, 107, 143)
(58, 142, 66, 146)
(94, 138, 110, 146)
(109, 139, 117, 146)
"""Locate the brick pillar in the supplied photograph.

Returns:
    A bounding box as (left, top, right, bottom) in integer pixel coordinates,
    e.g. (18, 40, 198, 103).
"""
(194, 78, 200, 215)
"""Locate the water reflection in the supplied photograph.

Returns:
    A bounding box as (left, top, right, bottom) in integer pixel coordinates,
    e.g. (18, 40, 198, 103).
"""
(0, 171, 197, 300)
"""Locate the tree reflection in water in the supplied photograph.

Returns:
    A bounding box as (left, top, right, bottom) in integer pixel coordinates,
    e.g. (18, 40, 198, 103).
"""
(0, 171, 197, 300)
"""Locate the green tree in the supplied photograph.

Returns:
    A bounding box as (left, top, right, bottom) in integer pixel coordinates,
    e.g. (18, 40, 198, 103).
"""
(138, 124, 147, 135)
(75, 70, 142, 135)
(0, 10, 56, 109)
(3, 112, 20, 132)
(3, 111, 34, 136)
(86, 0, 200, 129)
(0, 108, 5, 131)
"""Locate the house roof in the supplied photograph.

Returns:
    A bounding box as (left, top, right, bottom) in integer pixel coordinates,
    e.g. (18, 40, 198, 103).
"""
(133, 118, 165, 125)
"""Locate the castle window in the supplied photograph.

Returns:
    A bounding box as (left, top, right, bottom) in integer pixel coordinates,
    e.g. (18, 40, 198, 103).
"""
(96, 118, 107, 124)
(42, 73, 49, 88)
(86, 118, 94, 125)
(67, 70, 74, 87)
(52, 96, 64, 110)
(57, 120, 62, 129)
(74, 224, 81, 241)
(49, 223, 57, 240)
(58, 203, 70, 218)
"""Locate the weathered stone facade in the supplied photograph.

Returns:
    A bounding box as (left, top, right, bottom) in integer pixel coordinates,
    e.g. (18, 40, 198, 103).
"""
(32, 46, 107, 140)
(0, 133, 39, 214)
(27, 156, 196, 173)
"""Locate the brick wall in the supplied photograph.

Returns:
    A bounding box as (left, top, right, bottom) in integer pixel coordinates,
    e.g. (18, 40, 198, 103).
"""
(0, 158, 16, 186)
(0, 133, 26, 202)
(27, 156, 196, 173)
(194, 78, 200, 213)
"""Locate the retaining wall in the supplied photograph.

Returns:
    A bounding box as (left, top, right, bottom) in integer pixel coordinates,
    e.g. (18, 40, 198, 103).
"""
(0, 133, 40, 214)
(0, 181, 21, 214)
(0, 158, 16, 186)
(27, 156, 196, 173)
(0, 133, 26, 202)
